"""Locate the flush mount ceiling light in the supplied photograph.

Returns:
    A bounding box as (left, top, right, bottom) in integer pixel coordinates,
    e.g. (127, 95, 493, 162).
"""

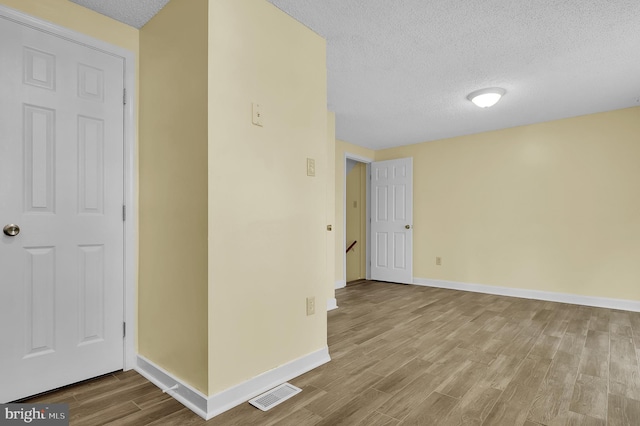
(467, 87, 506, 108)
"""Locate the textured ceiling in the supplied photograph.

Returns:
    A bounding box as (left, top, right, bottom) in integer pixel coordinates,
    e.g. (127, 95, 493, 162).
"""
(69, 0, 170, 29)
(267, 0, 640, 149)
(71, 0, 640, 149)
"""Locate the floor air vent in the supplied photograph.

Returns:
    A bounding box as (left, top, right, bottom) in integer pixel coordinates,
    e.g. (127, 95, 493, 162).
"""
(249, 383, 302, 411)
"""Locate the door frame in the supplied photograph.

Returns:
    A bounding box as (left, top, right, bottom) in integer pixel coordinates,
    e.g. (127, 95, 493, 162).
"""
(343, 152, 373, 285)
(0, 5, 138, 370)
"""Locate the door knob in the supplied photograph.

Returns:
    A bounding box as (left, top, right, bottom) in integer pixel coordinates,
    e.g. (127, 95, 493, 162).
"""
(405, 225, 411, 229)
(3, 224, 20, 236)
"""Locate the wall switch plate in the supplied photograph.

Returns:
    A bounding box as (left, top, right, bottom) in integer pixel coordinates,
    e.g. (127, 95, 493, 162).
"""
(252, 102, 263, 127)
(307, 158, 315, 176)
(306, 297, 315, 316)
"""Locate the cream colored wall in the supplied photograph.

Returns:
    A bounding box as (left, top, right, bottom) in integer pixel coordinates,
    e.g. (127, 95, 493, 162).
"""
(207, 0, 328, 394)
(346, 163, 366, 281)
(335, 140, 375, 284)
(139, 0, 209, 393)
(376, 107, 640, 301)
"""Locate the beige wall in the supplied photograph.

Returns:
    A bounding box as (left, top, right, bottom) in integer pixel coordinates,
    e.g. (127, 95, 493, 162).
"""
(346, 163, 367, 281)
(138, 0, 209, 393)
(335, 140, 376, 284)
(376, 107, 640, 301)
(207, 0, 328, 394)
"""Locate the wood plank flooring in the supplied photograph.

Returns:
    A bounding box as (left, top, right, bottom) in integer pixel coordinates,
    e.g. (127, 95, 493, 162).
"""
(25, 281, 640, 425)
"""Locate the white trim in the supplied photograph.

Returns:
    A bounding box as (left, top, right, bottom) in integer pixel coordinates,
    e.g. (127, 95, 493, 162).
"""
(0, 5, 138, 370)
(136, 355, 209, 419)
(137, 347, 331, 420)
(204, 347, 330, 419)
(327, 298, 338, 311)
(335, 280, 346, 289)
(413, 277, 640, 313)
(123, 57, 137, 370)
(365, 162, 371, 280)
(345, 153, 375, 164)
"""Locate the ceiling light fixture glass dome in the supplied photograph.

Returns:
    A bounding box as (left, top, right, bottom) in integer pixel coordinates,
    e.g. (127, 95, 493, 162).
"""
(467, 87, 506, 108)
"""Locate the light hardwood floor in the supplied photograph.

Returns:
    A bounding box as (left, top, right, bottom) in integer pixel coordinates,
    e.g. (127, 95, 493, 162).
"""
(25, 281, 640, 425)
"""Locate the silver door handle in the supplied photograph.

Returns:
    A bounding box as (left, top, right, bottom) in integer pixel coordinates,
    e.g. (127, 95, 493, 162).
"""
(405, 225, 411, 229)
(3, 224, 20, 236)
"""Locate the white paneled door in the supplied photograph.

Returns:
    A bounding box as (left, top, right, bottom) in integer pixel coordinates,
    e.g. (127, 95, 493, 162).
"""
(370, 158, 413, 284)
(0, 16, 125, 402)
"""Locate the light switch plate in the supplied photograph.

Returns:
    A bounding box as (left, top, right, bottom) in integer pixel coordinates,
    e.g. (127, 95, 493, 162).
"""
(252, 102, 263, 127)
(306, 297, 315, 316)
(307, 158, 315, 176)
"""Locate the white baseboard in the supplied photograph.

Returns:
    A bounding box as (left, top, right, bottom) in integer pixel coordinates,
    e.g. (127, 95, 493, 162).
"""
(327, 298, 338, 311)
(335, 280, 346, 289)
(136, 346, 331, 420)
(136, 355, 209, 419)
(413, 277, 640, 312)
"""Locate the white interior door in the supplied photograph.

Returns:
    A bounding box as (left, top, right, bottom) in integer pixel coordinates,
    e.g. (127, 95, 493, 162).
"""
(370, 158, 413, 284)
(0, 15, 125, 402)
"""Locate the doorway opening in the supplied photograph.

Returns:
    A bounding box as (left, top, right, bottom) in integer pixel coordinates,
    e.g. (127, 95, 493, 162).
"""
(341, 155, 414, 289)
(345, 160, 367, 284)
(342, 153, 373, 286)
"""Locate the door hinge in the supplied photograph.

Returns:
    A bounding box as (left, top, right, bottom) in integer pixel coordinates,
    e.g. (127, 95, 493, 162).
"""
(122, 205, 126, 221)
(123, 322, 126, 338)
(123, 88, 127, 105)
